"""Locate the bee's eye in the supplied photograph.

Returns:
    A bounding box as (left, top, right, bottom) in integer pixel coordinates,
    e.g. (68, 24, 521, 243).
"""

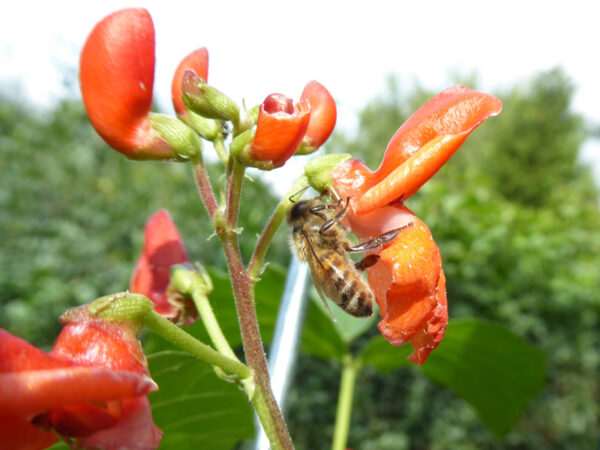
(290, 201, 308, 220)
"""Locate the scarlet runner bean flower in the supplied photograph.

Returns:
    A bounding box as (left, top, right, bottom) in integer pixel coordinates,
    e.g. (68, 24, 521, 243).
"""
(232, 81, 336, 169)
(80, 8, 198, 160)
(130, 209, 199, 325)
(330, 86, 502, 364)
(0, 298, 161, 449)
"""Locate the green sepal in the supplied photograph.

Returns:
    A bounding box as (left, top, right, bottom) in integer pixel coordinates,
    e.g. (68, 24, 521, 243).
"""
(305, 153, 352, 193)
(149, 113, 202, 160)
(230, 129, 275, 170)
(86, 292, 154, 330)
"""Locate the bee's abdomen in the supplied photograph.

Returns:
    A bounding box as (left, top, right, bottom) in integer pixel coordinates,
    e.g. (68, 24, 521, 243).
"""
(324, 252, 374, 317)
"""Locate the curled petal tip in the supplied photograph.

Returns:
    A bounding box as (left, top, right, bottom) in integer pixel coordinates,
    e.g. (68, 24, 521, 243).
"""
(299, 80, 337, 150)
(172, 48, 209, 115)
(248, 95, 311, 168)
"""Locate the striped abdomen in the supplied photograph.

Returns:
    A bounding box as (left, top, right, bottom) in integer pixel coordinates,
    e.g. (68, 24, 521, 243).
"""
(320, 251, 374, 317)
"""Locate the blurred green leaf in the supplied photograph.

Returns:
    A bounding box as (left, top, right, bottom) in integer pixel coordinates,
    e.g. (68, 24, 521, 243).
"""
(360, 336, 412, 373)
(301, 295, 347, 360)
(147, 350, 254, 449)
(421, 318, 547, 438)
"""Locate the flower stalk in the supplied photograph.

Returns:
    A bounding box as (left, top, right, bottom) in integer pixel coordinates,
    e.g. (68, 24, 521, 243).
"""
(143, 310, 251, 380)
(331, 355, 360, 450)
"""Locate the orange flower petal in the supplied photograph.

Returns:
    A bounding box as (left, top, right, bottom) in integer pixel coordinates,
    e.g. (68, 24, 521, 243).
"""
(332, 86, 501, 214)
(300, 80, 337, 148)
(171, 48, 209, 115)
(251, 95, 311, 167)
(375, 86, 502, 181)
(342, 206, 447, 365)
(80, 8, 173, 159)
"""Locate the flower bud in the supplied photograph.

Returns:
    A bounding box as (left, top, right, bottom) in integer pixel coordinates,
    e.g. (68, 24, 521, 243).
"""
(171, 48, 209, 116)
(181, 69, 240, 124)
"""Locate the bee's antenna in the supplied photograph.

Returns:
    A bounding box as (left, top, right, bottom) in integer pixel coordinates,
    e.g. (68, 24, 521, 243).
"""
(289, 185, 310, 203)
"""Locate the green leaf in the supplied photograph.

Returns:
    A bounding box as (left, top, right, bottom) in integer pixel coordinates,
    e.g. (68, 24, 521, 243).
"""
(301, 294, 348, 360)
(147, 350, 254, 449)
(421, 318, 547, 438)
(359, 335, 412, 372)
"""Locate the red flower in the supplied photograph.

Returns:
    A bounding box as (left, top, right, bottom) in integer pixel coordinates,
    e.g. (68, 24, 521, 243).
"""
(250, 93, 311, 167)
(130, 209, 198, 325)
(299, 80, 337, 150)
(0, 304, 161, 449)
(332, 86, 501, 364)
(80, 8, 176, 160)
(171, 48, 209, 116)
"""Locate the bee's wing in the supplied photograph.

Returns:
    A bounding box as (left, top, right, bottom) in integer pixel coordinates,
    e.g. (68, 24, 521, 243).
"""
(302, 232, 337, 322)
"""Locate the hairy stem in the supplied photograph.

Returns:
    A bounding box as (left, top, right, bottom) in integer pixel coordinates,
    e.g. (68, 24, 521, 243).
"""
(191, 155, 218, 220)
(221, 237, 293, 449)
(216, 157, 293, 448)
(331, 355, 359, 450)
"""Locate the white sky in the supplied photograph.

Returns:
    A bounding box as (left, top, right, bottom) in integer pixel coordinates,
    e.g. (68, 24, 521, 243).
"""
(1, 0, 599, 190)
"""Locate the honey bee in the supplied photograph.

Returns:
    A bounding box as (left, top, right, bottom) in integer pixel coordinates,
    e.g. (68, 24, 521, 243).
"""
(287, 194, 408, 318)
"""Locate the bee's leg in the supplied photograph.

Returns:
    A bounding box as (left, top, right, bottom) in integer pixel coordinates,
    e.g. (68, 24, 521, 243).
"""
(346, 223, 414, 253)
(319, 198, 350, 235)
(355, 254, 380, 271)
(309, 204, 328, 220)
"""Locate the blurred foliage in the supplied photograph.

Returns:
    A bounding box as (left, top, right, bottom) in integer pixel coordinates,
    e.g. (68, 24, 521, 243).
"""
(0, 93, 289, 348)
(287, 67, 600, 449)
(2, 66, 600, 449)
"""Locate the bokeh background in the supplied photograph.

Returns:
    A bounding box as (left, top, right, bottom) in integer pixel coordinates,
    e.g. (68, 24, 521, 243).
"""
(1, 1, 599, 448)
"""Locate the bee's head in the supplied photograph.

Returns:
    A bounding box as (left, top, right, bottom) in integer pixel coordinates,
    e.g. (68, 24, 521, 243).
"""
(288, 200, 311, 223)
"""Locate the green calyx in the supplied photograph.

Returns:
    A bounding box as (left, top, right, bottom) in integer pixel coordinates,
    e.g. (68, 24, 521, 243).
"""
(149, 113, 202, 160)
(230, 129, 275, 170)
(304, 153, 352, 193)
(87, 292, 154, 329)
(183, 78, 240, 125)
(170, 263, 213, 297)
(183, 111, 223, 142)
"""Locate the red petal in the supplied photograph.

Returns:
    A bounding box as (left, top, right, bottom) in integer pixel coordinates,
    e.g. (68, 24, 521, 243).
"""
(80, 9, 173, 159)
(51, 321, 149, 376)
(130, 209, 189, 319)
(300, 80, 337, 148)
(342, 207, 447, 365)
(407, 272, 448, 365)
(0, 367, 155, 416)
(0, 414, 58, 450)
(251, 96, 311, 167)
(171, 48, 209, 115)
(376, 86, 502, 182)
(81, 397, 163, 450)
(333, 87, 501, 215)
(0, 328, 71, 372)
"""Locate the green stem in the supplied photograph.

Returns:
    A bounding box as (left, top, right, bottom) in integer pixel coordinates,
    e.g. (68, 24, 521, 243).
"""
(144, 310, 250, 380)
(248, 175, 309, 280)
(191, 155, 218, 220)
(221, 238, 293, 449)
(191, 287, 240, 362)
(332, 355, 360, 450)
(213, 137, 229, 165)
